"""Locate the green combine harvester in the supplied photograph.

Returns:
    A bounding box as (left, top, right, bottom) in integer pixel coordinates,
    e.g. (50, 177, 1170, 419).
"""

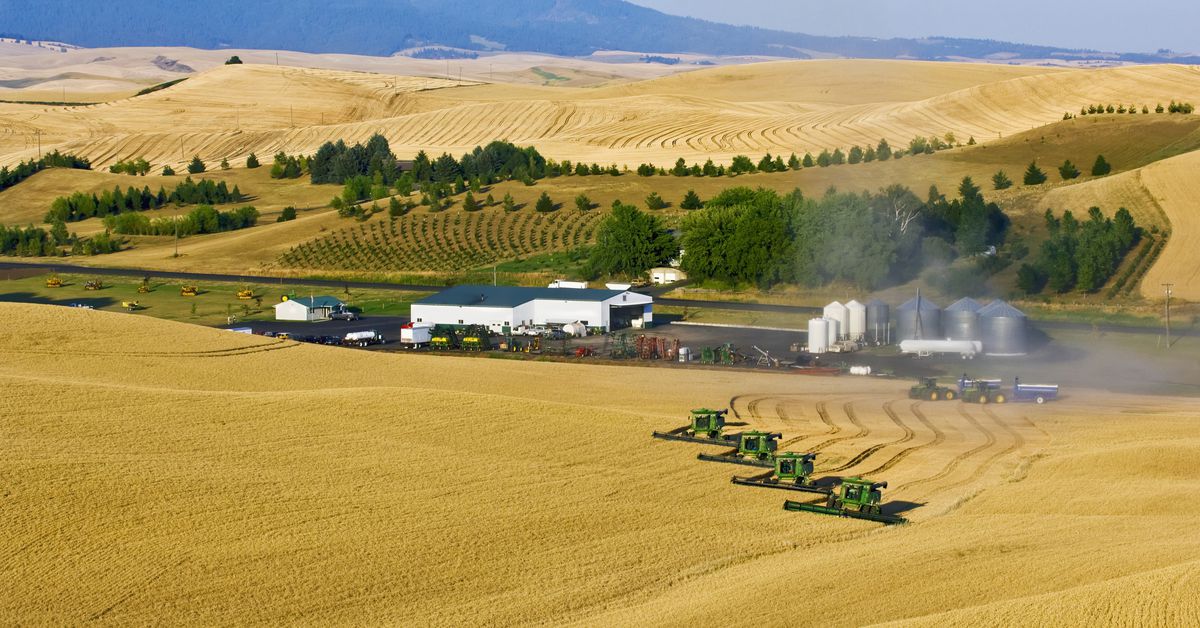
(783, 477, 907, 525)
(908, 377, 957, 401)
(696, 430, 781, 468)
(651, 408, 738, 445)
(731, 452, 830, 494)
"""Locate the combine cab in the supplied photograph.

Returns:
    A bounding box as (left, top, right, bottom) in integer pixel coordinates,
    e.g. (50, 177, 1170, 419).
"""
(180, 285, 199, 297)
(46, 274, 63, 288)
(959, 378, 1007, 404)
(652, 409, 737, 445)
(731, 452, 829, 494)
(784, 477, 906, 525)
(908, 377, 956, 401)
(697, 430, 781, 468)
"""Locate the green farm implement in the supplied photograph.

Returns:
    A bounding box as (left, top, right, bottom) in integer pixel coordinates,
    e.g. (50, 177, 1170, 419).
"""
(731, 452, 830, 495)
(908, 377, 957, 401)
(697, 430, 781, 468)
(784, 477, 906, 525)
(652, 408, 738, 445)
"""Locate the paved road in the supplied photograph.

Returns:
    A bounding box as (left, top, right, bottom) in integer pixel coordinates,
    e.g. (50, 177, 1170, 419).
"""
(0, 260, 1190, 337)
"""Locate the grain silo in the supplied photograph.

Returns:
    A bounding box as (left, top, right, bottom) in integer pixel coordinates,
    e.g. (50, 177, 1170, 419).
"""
(823, 301, 849, 340)
(846, 300, 867, 341)
(808, 318, 830, 354)
(978, 300, 1028, 356)
(943, 297, 983, 341)
(825, 318, 840, 347)
(896, 293, 941, 341)
(866, 299, 891, 344)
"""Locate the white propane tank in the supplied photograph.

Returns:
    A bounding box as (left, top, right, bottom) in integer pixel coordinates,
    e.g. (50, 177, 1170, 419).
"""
(808, 318, 829, 354)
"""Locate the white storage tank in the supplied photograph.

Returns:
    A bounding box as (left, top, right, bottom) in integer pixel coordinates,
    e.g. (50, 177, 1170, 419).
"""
(808, 318, 830, 354)
(846, 299, 867, 341)
(823, 301, 849, 340)
(825, 317, 840, 347)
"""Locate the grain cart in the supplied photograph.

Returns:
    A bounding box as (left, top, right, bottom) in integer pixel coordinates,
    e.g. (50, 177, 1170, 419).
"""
(1011, 378, 1059, 404)
(697, 430, 781, 468)
(784, 477, 906, 525)
(651, 409, 738, 445)
(731, 452, 830, 494)
(908, 377, 957, 401)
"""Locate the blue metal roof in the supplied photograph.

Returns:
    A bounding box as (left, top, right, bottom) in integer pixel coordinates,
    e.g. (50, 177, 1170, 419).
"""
(415, 284, 628, 308)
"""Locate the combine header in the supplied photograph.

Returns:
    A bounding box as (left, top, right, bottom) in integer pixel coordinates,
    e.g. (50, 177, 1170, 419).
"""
(784, 477, 906, 525)
(731, 452, 829, 494)
(651, 409, 737, 445)
(697, 430, 781, 468)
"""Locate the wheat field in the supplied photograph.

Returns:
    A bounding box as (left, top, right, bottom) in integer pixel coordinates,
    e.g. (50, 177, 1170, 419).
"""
(3, 302, 1200, 624)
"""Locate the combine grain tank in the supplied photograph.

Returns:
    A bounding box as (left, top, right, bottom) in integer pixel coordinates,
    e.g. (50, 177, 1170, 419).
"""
(823, 302, 849, 340)
(866, 299, 890, 344)
(979, 300, 1028, 356)
(808, 318, 830, 354)
(943, 297, 983, 341)
(846, 300, 867, 341)
(896, 294, 941, 341)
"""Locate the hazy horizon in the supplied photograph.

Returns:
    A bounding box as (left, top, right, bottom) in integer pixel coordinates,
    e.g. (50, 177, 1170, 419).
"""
(629, 0, 1199, 54)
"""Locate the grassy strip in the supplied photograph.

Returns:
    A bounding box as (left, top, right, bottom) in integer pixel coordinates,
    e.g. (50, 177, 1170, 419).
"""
(1106, 236, 1155, 299)
(135, 78, 188, 97)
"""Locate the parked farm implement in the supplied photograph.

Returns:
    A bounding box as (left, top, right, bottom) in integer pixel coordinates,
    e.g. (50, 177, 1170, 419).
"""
(784, 477, 906, 525)
(731, 452, 830, 494)
(45, 274, 63, 288)
(236, 286, 255, 300)
(697, 431, 781, 468)
(652, 408, 738, 445)
(84, 280, 103, 291)
(180, 285, 199, 297)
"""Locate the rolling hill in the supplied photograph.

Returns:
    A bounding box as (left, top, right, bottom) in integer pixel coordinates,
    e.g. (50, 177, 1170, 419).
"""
(4, 302, 1200, 623)
(6, 0, 1193, 63)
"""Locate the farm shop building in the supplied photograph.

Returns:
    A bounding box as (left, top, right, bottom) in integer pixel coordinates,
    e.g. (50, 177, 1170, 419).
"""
(411, 285, 653, 333)
(273, 296, 345, 322)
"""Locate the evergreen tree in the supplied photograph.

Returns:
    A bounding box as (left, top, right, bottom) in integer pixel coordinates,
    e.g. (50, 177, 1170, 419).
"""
(462, 191, 481, 211)
(787, 153, 801, 170)
(802, 153, 815, 168)
(992, 170, 1013, 190)
(1023, 161, 1047, 185)
(535, 192, 555, 213)
(1058, 160, 1081, 180)
(680, 189, 703, 210)
(831, 148, 846, 165)
(502, 193, 516, 212)
(225, 55, 243, 65)
(1016, 263, 1046, 294)
(220, 157, 231, 170)
(245, 153, 260, 169)
(1091, 155, 1112, 176)
(848, 146, 864, 164)
(863, 146, 876, 162)
(187, 156, 206, 174)
(672, 158, 689, 177)
(278, 206, 298, 222)
(162, 165, 175, 176)
(877, 138, 892, 160)
(816, 150, 832, 167)
(645, 192, 667, 210)
(589, 201, 678, 278)
(575, 194, 592, 212)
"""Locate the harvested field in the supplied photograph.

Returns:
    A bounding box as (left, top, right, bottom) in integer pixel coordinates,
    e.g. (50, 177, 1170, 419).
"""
(4, 303, 1200, 624)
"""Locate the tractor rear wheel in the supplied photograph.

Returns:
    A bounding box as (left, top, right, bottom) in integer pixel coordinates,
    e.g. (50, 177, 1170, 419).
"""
(929, 391, 940, 401)
(994, 393, 1007, 404)
(945, 390, 956, 401)
(979, 396, 988, 405)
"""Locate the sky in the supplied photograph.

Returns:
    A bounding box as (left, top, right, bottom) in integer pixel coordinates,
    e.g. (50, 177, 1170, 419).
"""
(627, 0, 1199, 53)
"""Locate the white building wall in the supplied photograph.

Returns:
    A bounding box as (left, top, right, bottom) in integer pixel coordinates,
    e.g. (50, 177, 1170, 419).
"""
(531, 300, 606, 328)
(274, 300, 312, 322)
(412, 291, 653, 331)
(411, 304, 516, 328)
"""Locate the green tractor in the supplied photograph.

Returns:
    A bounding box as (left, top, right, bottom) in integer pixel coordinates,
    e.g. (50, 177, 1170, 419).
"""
(908, 377, 957, 401)
(652, 408, 737, 445)
(731, 452, 830, 494)
(784, 477, 906, 525)
(959, 378, 1007, 404)
(697, 430, 781, 468)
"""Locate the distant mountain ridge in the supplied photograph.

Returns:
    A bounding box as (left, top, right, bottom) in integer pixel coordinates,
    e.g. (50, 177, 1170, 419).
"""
(1, 0, 1196, 63)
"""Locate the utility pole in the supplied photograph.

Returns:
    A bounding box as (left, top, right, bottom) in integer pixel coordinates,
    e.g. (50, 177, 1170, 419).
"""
(1163, 283, 1174, 349)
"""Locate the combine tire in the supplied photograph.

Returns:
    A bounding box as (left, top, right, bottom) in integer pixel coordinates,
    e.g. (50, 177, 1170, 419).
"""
(979, 396, 988, 405)
(945, 391, 956, 401)
(929, 391, 940, 401)
(1036, 396, 1046, 404)
(993, 394, 1007, 404)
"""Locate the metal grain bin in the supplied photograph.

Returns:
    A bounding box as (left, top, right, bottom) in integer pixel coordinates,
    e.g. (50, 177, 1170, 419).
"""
(866, 299, 891, 344)
(846, 300, 867, 341)
(896, 294, 941, 341)
(807, 318, 829, 354)
(979, 300, 1028, 356)
(823, 301, 849, 340)
(943, 297, 983, 341)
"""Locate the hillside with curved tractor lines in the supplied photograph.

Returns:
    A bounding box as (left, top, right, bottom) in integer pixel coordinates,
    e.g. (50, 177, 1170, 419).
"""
(7, 304, 1200, 624)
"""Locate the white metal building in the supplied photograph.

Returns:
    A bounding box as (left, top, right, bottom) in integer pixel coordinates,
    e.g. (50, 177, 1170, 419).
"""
(649, 267, 687, 285)
(411, 285, 653, 332)
(273, 296, 345, 322)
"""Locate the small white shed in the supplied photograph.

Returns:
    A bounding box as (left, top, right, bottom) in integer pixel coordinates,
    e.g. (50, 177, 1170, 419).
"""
(273, 296, 345, 322)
